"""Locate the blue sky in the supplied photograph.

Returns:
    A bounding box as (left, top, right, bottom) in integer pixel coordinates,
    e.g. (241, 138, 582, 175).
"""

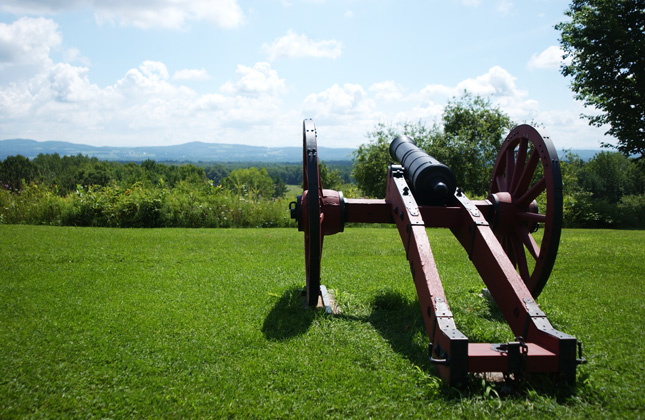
(0, 0, 612, 150)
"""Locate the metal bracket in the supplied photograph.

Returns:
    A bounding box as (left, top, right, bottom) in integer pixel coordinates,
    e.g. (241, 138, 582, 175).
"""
(577, 341, 588, 365)
(429, 343, 451, 366)
(393, 176, 419, 217)
(454, 188, 489, 226)
(523, 297, 546, 317)
(435, 297, 453, 317)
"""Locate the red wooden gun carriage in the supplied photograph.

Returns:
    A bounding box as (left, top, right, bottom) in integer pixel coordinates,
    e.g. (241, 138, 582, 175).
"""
(290, 119, 585, 386)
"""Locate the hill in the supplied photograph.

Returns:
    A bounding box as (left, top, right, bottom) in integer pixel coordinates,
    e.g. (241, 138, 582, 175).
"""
(0, 138, 604, 163)
(0, 139, 355, 162)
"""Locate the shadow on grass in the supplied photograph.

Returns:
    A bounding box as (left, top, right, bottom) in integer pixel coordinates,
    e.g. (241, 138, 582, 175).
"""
(261, 287, 315, 341)
(368, 291, 581, 401)
(481, 290, 507, 324)
(262, 287, 581, 401)
(366, 291, 433, 370)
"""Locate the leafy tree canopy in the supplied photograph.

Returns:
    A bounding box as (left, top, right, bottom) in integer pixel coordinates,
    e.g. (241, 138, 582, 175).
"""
(556, 0, 645, 157)
(222, 167, 274, 199)
(432, 93, 514, 195)
(0, 155, 35, 191)
(319, 161, 345, 191)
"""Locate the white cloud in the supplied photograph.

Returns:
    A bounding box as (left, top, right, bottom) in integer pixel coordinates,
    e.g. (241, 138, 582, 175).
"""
(417, 66, 525, 101)
(459, 0, 513, 15)
(392, 66, 542, 130)
(497, 0, 514, 14)
(369, 81, 404, 102)
(303, 83, 375, 121)
(535, 104, 613, 149)
(113, 60, 190, 100)
(62, 47, 91, 66)
(419, 84, 456, 99)
(344, 10, 354, 19)
(0, 19, 289, 146)
(527, 46, 571, 70)
(0, 57, 290, 145)
(461, 0, 482, 7)
(0, 0, 245, 30)
(0, 17, 61, 76)
(457, 66, 521, 96)
(0, 0, 87, 15)
(139, 60, 170, 80)
(0, 14, 612, 150)
(220, 62, 286, 96)
(263, 30, 342, 61)
(173, 68, 211, 81)
(393, 102, 444, 124)
(93, 0, 245, 30)
(47, 62, 100, 102)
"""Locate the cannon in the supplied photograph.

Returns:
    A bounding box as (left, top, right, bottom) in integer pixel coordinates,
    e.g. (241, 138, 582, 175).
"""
(289, 119, 585, 386)
(389, 135, 457, 205)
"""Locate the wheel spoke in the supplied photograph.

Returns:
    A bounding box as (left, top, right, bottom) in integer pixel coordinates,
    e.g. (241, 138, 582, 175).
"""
(514, 224, 540, 261)
(512, 148, 540, 197)
(510, 138, 528, 193)
(517, 212, 547, 223)
(504, 148, 515, 189)
(511, 234, 531, 282)
(517, 177, 546, 208)
(495, 174, 506, 192)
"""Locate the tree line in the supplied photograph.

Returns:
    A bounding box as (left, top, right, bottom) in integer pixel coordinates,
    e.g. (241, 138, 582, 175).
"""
(202, 161, 352, 187)
(0, 151, 353, 228)
(1, 92, 642, 229)
(0, 155, 294, 228)
(0, 153, 352, 198)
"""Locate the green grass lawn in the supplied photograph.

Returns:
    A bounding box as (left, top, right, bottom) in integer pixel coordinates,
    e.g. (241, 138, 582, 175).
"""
(1, 225, 643, 418)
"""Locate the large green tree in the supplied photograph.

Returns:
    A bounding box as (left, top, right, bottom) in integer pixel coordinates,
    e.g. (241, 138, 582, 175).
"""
(318, 161, 344, 191)
(578, 151, 644, 203)
(556, 0, 645, 157)
(222, 167, 274, 199)
(352, 93, 514, 197)
(432, 93, 514, 195)
(0, 155, 36, 191)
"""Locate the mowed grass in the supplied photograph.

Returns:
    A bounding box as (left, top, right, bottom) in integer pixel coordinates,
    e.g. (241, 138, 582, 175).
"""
(0, 225, 643, 419)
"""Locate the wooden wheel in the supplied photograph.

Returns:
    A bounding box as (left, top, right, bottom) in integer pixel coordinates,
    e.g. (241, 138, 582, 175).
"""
(488, 125, 563, 298)
(302, 119, 323, 306)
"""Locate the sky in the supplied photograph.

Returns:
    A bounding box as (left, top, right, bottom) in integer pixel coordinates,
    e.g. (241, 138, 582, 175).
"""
(0, 0, 613, 151)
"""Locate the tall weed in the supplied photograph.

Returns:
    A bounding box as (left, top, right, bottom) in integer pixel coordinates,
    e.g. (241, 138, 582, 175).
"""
(1, 182, 295, 228)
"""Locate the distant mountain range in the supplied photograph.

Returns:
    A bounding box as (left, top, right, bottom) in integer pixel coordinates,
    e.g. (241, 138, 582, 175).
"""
(0, 139, 355, 162)
(0, 138, 602, 163)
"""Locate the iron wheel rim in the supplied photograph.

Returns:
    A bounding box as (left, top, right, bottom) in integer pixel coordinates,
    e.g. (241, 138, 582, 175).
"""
(488, 125, 563, 298)
(303, 119, 322, 306)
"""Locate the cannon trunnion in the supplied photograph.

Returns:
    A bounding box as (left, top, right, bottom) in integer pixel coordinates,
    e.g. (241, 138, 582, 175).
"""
(289, 119, 584, 387)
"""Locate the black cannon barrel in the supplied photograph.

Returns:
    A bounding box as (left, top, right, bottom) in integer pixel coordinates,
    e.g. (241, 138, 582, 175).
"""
(389, 135, 457, 205)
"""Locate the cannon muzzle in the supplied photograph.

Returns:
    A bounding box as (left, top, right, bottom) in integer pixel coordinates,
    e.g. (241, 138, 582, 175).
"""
(389, 135, 456, 205)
